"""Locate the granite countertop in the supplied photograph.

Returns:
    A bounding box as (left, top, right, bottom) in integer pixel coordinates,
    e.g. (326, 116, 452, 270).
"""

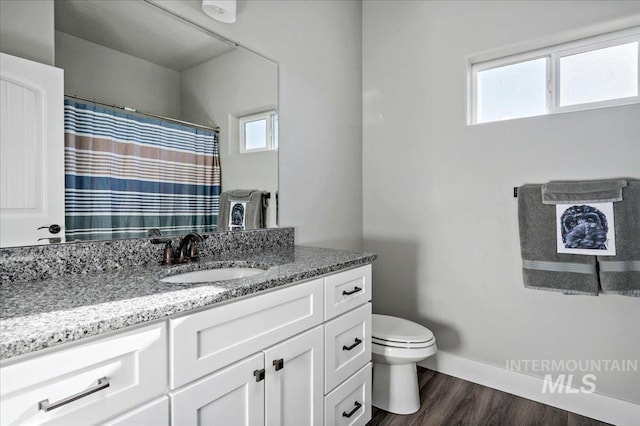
(0, 246, 376, 361)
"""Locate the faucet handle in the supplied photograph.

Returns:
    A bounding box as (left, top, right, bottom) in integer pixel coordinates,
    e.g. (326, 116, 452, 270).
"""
(161, 242, 175, 265)
(149, 228, 172, 245)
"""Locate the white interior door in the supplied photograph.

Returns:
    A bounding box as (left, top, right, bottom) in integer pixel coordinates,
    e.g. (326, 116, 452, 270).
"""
(0, 52, 64, 247)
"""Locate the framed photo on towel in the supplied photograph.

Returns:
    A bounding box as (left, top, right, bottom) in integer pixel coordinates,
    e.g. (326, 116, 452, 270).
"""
(556, 202, 616, 256)
(228, 201, 247, 231)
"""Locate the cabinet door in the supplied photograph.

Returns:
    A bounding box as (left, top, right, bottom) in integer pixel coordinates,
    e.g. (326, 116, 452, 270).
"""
(264, 325, 324, 426)
(0, 52, 65, 247)
(170, 353, 265, 426)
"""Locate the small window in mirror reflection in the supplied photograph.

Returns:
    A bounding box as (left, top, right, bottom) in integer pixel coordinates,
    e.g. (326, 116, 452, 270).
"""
(239, 111, 278, 153)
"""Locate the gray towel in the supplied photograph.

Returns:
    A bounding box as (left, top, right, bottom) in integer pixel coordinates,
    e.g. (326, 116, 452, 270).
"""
(598, 181, 640, 297)
(218, 190, 268, 231)
(518, 184, 599, 295)
(542, 179, 627, 205)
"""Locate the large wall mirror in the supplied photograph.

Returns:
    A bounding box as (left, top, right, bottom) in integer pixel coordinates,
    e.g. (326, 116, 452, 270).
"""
(0, 0, 278, 248)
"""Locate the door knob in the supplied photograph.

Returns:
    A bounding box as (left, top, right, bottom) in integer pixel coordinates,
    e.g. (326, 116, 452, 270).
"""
(37, 224, 61, 234)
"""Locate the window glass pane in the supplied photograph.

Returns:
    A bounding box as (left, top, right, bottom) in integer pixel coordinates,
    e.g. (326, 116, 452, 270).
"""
(477, 58, 547, 123)
(559, 42, 638, 106)
(244, 119, 267, 150)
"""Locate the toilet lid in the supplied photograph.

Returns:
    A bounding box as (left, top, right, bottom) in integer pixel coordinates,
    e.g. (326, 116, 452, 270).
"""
(372, 314, 434, 343)
(372, 337, 435, 349)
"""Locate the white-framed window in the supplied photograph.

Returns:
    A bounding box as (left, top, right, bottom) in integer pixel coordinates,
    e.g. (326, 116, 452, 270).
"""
(469, 27, 639, 124)
(238, 110, 278, 153)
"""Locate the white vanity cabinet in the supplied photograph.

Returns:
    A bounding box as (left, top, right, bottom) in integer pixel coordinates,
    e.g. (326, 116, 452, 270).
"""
(0, 264, 372, 425)
(168, 264, 372, 426)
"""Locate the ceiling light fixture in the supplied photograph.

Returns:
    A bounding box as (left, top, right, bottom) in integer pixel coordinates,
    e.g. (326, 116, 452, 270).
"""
(202, 0, 236, 24)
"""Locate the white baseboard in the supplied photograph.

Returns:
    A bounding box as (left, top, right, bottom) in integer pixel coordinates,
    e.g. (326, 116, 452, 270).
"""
(419, 352, 640, 426)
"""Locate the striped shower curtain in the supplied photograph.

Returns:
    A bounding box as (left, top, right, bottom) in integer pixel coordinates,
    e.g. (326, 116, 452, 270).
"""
(64, 99, 220, 241)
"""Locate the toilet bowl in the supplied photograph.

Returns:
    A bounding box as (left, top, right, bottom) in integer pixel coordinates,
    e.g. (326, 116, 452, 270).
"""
(371, 314, 437, 415)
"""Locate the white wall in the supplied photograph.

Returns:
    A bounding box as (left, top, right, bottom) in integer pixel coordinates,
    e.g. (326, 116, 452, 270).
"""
(181, 48, 278, 227)
(55, 31, 182, 118)
(152, 0, 364, 250)
(363, 0, 640, 404)
(0, 0, 54, 66)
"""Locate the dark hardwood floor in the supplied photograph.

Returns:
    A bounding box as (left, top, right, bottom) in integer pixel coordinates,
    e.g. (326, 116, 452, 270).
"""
(367, 367, 611, 426)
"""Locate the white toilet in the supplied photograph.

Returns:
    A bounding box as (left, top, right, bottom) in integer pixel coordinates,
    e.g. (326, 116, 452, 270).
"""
(371, 314, 437, 415)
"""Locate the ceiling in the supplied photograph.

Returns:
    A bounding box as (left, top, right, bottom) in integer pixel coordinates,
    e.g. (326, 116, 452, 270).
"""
(54, 0, 235, 71)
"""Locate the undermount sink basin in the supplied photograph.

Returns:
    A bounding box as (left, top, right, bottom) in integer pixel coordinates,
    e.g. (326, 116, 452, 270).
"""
(160, 267, 265, 283)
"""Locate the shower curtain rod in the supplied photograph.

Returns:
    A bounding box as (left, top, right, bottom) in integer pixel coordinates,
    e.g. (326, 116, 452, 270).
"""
(65, 94, 220, 133)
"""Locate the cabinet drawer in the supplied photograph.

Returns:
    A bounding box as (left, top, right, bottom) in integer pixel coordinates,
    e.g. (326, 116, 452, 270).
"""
(325, 303, 371, 393)
(101, 396, 169, 426)
(325, 265, 371, 320)
(0, 322, 167, 426)
(324, 363, 372, 426)
(170, 278, 324, 388)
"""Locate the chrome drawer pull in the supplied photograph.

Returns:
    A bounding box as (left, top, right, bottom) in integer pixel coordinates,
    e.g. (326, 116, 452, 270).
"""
(342, 286, 362, 296)
(342, 338, 363, 351)
(38, 377, 110, 412)
(342, 401, 362, 418)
